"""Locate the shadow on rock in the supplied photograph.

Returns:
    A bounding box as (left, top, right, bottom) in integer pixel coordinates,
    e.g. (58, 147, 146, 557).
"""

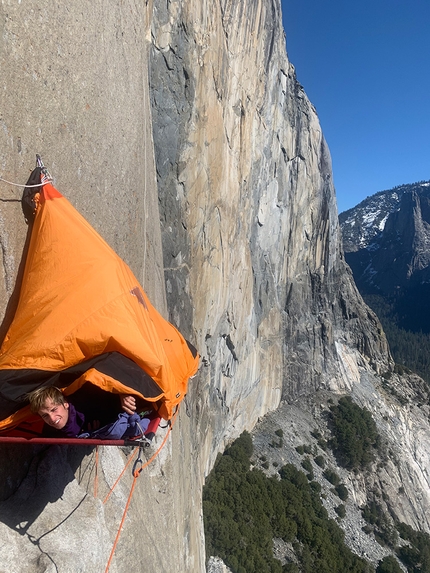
(0, 444, 95, 535)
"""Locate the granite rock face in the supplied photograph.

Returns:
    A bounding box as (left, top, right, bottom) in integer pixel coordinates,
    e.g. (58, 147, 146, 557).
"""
(0, 0, 428, 572)
(0, 2, 193, 571)
(149, 0, 391, 472)
(0, 0, 164, 313)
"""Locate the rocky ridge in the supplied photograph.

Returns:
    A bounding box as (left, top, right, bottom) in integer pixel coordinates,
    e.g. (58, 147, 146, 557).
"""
(251, 371, 430, 564)
(209, 365, 430, 570)
(340, 181, 430, 337)
(340, 181, 430, 293)
(339, 181, 430, 253)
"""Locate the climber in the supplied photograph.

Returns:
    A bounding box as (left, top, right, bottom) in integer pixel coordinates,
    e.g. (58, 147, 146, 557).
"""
(28, 385, 150, 439)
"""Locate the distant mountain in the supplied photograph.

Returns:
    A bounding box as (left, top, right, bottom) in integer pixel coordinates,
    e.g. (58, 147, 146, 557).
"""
(340, 181, 430, 322)
(340, 180, 430, 266)
(340, 180, 430, 381)
(339, 186, 407, 254)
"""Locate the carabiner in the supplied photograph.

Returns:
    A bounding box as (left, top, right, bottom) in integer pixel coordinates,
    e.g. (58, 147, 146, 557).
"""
(132, 445, 145, 477)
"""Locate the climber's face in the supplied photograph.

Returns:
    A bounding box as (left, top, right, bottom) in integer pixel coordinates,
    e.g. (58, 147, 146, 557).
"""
(38, 398, 70, 429)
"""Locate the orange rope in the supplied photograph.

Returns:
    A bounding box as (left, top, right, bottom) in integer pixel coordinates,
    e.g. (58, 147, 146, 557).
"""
(102, 447, 139, 504)
(132, 419, 174, 478)
(103, 407, 179, 504)
(104, 472, 139, 573)
(103, 407, 180, 573)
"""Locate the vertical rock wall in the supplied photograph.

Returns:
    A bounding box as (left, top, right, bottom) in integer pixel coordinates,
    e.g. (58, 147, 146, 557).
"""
(149, 0, 391, 474)
(0, 0, 163, 310)
(0, 2, 200, 572)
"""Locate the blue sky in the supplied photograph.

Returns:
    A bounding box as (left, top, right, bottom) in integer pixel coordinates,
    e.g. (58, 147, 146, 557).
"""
(281, 0, 430, 213)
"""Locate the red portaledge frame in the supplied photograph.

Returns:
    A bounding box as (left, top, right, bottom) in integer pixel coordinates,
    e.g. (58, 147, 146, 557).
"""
(0, 418, 161, 446)
(0, 437, 144, 446)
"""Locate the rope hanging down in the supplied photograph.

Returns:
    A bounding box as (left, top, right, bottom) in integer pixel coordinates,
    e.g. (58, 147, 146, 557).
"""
(103, 406, 179, 573)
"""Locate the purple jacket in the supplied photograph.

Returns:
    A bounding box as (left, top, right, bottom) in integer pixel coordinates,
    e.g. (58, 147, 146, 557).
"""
(61, 403, 86, 437)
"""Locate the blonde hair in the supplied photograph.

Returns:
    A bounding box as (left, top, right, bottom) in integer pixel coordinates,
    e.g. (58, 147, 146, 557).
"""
(28, 386, 66, 414)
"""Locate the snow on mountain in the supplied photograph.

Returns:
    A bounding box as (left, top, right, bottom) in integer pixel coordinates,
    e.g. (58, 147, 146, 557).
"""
(339, 182, 430, 254)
